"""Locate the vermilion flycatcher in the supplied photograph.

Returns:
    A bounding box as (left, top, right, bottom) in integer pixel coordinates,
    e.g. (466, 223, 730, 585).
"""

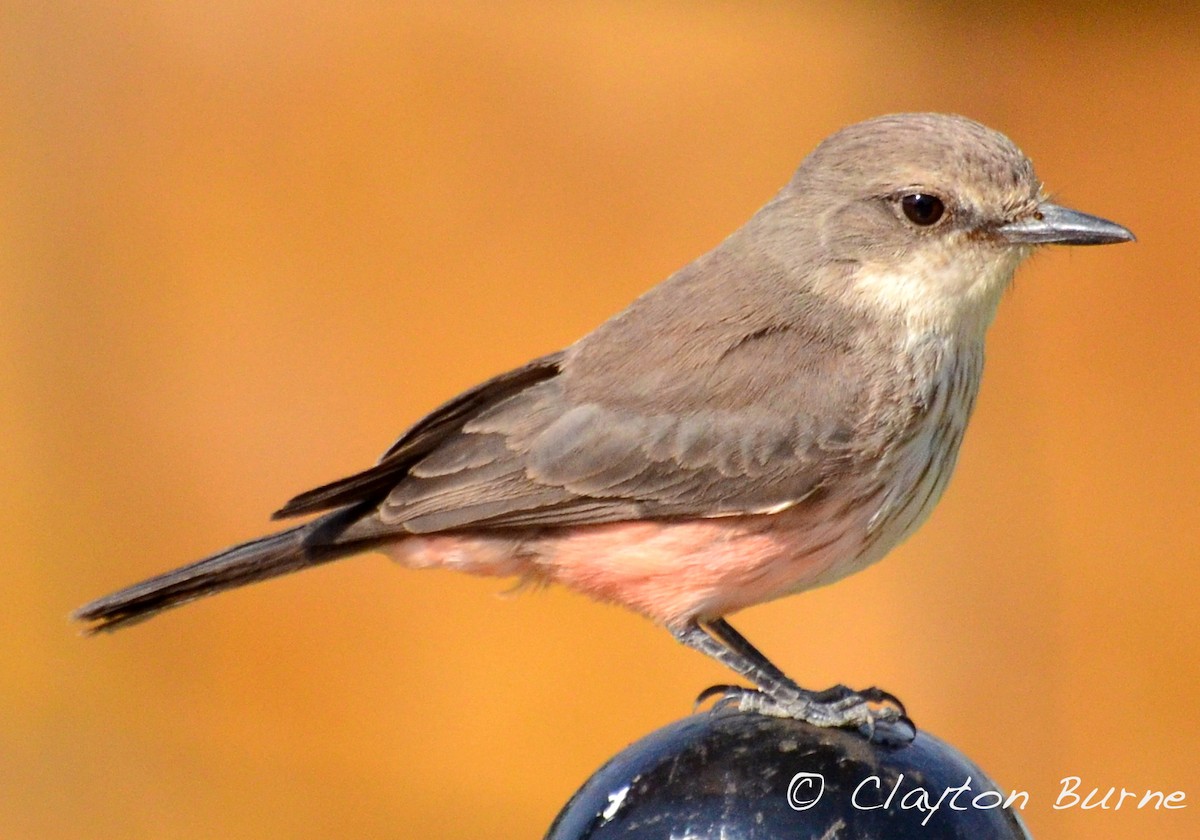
(76, 113, 1134, 736)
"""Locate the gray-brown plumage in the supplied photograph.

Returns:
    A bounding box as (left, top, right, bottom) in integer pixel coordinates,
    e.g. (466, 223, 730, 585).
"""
(76, 113, 1133, 737)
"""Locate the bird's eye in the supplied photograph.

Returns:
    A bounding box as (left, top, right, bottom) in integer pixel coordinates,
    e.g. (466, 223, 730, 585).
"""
(900, 193, 945, 226)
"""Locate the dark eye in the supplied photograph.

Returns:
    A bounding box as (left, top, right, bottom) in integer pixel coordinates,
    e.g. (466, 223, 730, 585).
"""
(900, 193, 945, 226)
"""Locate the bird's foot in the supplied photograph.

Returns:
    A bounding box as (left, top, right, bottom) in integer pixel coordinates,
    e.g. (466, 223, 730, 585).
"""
(696, 683, 916, 746)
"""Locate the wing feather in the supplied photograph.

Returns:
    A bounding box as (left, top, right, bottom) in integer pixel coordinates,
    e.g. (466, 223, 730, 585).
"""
(376, 385, 831, 530)
(277, 312, 879, 536)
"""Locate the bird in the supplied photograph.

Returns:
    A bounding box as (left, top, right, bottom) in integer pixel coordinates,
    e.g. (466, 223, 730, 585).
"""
(75, 113, 1134, 738)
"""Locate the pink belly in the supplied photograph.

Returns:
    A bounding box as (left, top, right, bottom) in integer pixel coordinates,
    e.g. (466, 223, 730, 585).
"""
(386, 502, 874, 629)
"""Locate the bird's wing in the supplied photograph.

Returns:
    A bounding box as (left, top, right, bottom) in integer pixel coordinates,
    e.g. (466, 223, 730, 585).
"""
(276, 322, 874, 536)
(373, 379, 837, 533)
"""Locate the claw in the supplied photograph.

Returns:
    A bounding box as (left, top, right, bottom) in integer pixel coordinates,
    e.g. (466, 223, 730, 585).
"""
(693, 684, 743, 711)
(860, 686, 907, 715)
(695, 682, 916, 745)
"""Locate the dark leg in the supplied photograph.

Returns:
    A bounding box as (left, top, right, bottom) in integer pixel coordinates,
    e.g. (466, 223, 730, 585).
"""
(672, 620, 801, 701)
(670, 618, 914, 743)
(701, 618, 801, 693)
(693, 618, 905, 711)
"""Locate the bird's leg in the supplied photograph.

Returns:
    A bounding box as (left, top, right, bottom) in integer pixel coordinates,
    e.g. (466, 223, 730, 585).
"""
(672, 618, 914, 743)
(674, 618, 801, 702)
(700, 617, 804, 695)
(700, 618, 905, 710)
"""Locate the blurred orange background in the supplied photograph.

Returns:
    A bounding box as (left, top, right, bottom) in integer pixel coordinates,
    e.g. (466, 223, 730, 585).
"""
(4, 2, 1199, 838)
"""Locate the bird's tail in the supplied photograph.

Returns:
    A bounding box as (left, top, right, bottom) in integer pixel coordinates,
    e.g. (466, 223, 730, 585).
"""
(73, 512, 363, 633)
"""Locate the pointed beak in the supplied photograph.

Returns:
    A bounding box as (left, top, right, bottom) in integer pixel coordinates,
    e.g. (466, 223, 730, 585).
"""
(997, 202, 1135, 246)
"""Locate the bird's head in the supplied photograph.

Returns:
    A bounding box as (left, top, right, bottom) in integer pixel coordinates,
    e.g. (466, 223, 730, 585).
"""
(776, 113, 1134, 337)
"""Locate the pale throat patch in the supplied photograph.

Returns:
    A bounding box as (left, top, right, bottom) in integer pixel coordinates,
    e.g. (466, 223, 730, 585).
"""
(851, 241, 1028, 337)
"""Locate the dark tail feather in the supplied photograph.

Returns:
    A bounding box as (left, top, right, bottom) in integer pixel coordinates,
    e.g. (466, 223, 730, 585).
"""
(73, 519, 357, 634)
